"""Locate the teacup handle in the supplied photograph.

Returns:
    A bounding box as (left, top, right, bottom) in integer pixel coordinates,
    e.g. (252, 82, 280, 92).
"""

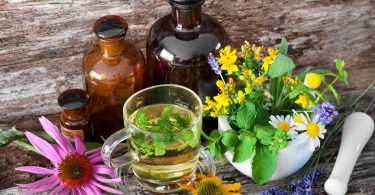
(101, 128, 133, 168)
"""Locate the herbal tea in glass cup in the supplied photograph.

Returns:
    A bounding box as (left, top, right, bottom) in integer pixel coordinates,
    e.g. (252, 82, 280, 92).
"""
(101, 84, 203, 193)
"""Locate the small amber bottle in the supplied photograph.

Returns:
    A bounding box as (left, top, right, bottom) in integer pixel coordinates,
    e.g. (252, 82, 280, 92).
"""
(58, 89, 92, 141)
(82, 15, 146, 140)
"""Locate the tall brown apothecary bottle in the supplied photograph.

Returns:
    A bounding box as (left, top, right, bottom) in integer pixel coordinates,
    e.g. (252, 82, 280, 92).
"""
(82, 15, 146, 141)
(146, 0, 228, 132)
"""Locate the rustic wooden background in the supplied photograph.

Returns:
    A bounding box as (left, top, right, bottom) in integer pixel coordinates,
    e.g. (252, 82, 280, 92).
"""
(0, 0, 374, 194)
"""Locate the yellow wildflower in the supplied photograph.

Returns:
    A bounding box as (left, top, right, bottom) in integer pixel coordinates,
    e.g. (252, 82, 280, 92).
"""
(211, 107, 222, 117)
(216, 80, 226, 92)
(218, 46, 238, 74)
(236, 90, 245, 103)
(203, 97, 217, 111)
(295, 93, 310, 109)
(282, 76, 295, 84)
(179, 171, 242, 195)
(304, 73, 322, 89)
(214, 92, 231, 108)
(262, 48, 279, 72)
(245, 86, 252, 94)
(255, 76, 268, 85)
(228, 78, 235, 89)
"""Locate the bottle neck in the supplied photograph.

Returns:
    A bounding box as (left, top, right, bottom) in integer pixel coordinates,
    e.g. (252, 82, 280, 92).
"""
(98, 37, 125, 57)
(172, 5, 202, 30)
(62, 109, 86, 121)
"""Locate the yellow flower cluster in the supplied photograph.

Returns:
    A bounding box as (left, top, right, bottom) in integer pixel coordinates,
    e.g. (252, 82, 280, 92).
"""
(218, 46, 238, 75)
(262, 48, 279, 72)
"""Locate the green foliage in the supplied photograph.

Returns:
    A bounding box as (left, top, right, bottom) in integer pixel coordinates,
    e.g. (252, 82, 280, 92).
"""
(135, 108, 149, 129)
(221, 130, 238, 147)
(269, 129, 290, 152)
(0, 127, 24, 146)
(252, 144, 278, 184)
(236, 101, 256, 129)
(254, 125, 277, 145)
(279, 37, 288, 55)
(233, 131, 257, 163)
(268, 54, 296, 78)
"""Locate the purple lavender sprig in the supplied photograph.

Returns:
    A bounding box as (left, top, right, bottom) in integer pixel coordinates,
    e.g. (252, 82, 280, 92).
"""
(259, 168, 323, 195)
(314, 102, 338, 124)
(208, 53, 221, 75)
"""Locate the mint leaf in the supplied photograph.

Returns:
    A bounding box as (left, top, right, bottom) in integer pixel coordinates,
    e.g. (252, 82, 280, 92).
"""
(0, 127, 25, 146)
(236, 101, 256, 129)
(279, 37, 288, 55)
(221, 130, 238, 148)
(269, 129, 289, 153)
(254, 106, 270, 125)
(175, 114, 190, 129)
(254, 125, 277, 145)
(158, 106, 173, 131)
(252, 144, 278, 184)
(269, 54, 296, 78)
(327, 84, 340, 105)
(135, 108, 149, 129)
(233, 132, 257, 163)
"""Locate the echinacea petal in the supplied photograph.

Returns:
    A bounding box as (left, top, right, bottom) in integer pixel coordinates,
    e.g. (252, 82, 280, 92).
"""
(20, 177, 59, 194)
(221, 182, 241, 191)
(82, 185, 98, 195)
(74, 136, 86, 154)
(16, 175, 58, 188)
(94, 174, 121, 183)
(16, 166, 56, 175)
(85, 147, 101, 156)
(86, 183, 102, 195)
(59, 187, 71, 195)
(25, 132, 61, 165)
(50, 183, 66, 195)
(51, 144, 67, 160)
(89, 155, 103, 164)
(39, 116, 75, 154)
(93, 165, 115, 178)
(91, 180, 123, 194)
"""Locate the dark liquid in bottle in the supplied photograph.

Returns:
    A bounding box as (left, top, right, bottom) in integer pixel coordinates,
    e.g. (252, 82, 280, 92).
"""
(146, 3, 228, 133)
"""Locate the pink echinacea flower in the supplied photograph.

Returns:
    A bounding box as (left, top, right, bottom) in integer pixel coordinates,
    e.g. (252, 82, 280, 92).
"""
(15, 116, 123, 195)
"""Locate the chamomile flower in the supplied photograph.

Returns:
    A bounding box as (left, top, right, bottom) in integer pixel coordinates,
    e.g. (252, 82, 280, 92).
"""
(294, 113, 327, 151)
(269, 115, 298, 138)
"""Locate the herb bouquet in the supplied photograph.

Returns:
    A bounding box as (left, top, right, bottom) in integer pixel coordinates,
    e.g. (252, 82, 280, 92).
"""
(203, 38, 348, 184)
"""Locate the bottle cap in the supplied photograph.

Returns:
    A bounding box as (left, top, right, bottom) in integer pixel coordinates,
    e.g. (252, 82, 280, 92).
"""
(169, 0, 205, 8)
(58, 89, 89, 111)
(93, 15, 128, 39)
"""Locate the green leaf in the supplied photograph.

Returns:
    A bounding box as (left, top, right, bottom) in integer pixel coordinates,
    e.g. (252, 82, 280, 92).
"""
(35, 131, 55, 143)
(335, 59, 345, 71)
(288, 85, 310, 99)
(135, 108, 149, 129)
(84, 142, 102, 151)
(233, 132, 257, 163)
(311, 69, 337, 77)
(236, 101, 257, 129)
(297, 67, 311, 81)
(221, 130, 238, 148)
(279, 37, 288, 55)
(158, 106, 173, 132)
(252, 144, 278, 184)
(206, 141, 222, 160)
(254, 125, 277, 145)
(314, 90, 329, 102)
(13, 140, 40, 154)
(0, 127, 25, 146)
(254, 106, 270, 125)
(327, 84, 340, 105)
(268, 129, 289, 152)
(268, 54, 296, 78)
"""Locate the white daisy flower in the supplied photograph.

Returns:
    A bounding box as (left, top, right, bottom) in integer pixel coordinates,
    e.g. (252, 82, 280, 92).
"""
(294, 113, 327, 151)
(269, 115, 298, 138)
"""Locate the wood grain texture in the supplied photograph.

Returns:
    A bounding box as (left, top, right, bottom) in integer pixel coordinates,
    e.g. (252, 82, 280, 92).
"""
(0, 0, 374, 130)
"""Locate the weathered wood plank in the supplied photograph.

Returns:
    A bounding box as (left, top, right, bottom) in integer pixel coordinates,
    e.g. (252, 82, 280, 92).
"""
(0, 0, 374, 129)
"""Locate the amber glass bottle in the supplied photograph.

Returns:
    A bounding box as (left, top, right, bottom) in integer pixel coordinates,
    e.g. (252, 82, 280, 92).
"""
(58, 89, 92, 141)
(146, 0, 228, 132)
(82, 15, 146, 140)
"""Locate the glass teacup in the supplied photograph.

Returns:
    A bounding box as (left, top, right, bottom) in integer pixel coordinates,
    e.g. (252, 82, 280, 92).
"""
(101, 84, 211, 193)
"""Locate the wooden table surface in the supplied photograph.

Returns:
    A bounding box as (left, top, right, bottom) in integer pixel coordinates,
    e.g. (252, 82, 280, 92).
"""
(1, 0, 374, 194)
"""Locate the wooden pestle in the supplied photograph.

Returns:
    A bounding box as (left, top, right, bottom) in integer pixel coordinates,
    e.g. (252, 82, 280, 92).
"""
(324, 112, 374, 195)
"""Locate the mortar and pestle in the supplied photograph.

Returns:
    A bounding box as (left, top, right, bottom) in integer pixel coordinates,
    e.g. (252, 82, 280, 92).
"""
(325, 112, 374, 195)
